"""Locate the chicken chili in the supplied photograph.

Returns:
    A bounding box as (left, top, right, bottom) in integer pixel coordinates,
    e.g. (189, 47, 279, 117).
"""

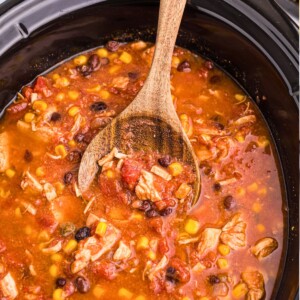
(0, 41, 284, 300)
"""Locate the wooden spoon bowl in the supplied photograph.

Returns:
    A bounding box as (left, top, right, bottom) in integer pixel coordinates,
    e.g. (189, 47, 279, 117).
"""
(79, 0, 201, 206)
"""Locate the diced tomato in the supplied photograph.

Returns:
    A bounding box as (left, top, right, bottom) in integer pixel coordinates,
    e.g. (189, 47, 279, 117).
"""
(34, 76, 52, 97)
(98, 174, 122, 197)
(121, 159, 142, 190)
(36, 210, 58, 233)
(91, 260, 117, 280)
(6, 101, 28, 114)
(158, 239, 169, 255)
(22, 86, 33, 100)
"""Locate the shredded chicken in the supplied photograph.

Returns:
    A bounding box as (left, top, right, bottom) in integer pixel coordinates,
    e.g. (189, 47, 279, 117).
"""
(197, 228, 222, 256)
(242, 271, 265, 300)
(151, 165, 171, 181)
(68, 114, 84, 140)
(220, 213, 246, 250)
(0, 132, 10, 172)
(111, 76, 129, 90)
(148, 255, 169, 281)
(71, 220, 120, 273)
(0, 272, 18, 299)
(43, 183, 57, 201)
(98, 147, 118, 167)
(21, 171, 43, 192)
(135, 170, 161, 202)
(42, 240, 62, 254)
(20, 201, 37, 215)
(113, 241, 132, 261)
(251, 237, 278, 259)
(234, 115, 256, 126)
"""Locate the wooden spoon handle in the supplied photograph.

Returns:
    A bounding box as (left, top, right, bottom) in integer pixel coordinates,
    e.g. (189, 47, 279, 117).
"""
(150, 0, 187, 78)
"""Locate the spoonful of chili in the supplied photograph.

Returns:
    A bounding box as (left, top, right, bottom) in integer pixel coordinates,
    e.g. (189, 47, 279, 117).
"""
(78, 0, 201, 206)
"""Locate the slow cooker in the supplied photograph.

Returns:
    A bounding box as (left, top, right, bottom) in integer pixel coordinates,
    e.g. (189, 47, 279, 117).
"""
(0, 0, 298, 299)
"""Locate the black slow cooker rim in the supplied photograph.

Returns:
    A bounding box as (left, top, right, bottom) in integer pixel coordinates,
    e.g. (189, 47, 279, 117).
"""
(0, 0, 298, 299)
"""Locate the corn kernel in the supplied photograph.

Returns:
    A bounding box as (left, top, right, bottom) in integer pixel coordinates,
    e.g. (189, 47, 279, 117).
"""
(258, 187, 267, 196)
(97, 48, 108, 58)
(68, 106, 80, 117)
(56, 93, 65, 101)
(32, 100, 48, 112)
(0, 188, 10, 198)
(36, 167, 45, 177)
(51, 253, 63, 262)
(252, 202, 262, 213)
(172, 56, 180, 68)
(235, 94, 245, 102)
(119, 51, 132, 64)
(73, 55, 88, 66)
(256, 224, 266, 232)
(147, 250, 156, 261)
(135, 296, 146, 300)
(257, 136, 269, 148)
(99, 90, 110, 99)
(105, 170, 115, 178)
(38, 230, 50, 242)
(181, 297, 191, 300)
(49, 264, 59, 277)
(15, 207, 22, 218)
(53, 288, 64, 300)
(109, 65, 121, 74)
(67, 91, 79, 100)
(52, 73, 60, 81)
(54, 182, 65, 194)
(86, 84, 102, 92)
(235, 133, 245, 143)
(68, 140, 76, 147)
(175, 183, 192, 199)
(109, 53, 119, 60)
(184, 218, 200, 235)
(93, 285, 105, 298)
(218, 244, 230, 256)
(5, 168, 16, 178)
(24, 112, 35, 123)
(217, 258, 228, 269)
(54, 145, 67, 158)
(131, 212, 143, 220)
(24, 225, 32, 235)
(63, 239, 78, 254)
(136, 236, 149, 251)
(55, 77, 70, 87)
(236, 187, 245, 197)
(168, 162, 183, 177)
(118, 288, 133, 299)
(247, 182, 258, 192)
(96, 222, 108, 237)
(232, 283, 248, 298)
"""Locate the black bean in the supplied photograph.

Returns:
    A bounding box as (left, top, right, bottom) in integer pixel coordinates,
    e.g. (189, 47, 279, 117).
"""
(166, 276, 178, 284)
(106, 41, 120, 52)
(158, 155, 172, 168)
(24, 149, 33, 162)
(50, 112, 61, 122)
(74, 133, 85, 143)
(75, 227, 91, 241)
(90, 101, 107, 112)
(128, 72, 139, 80)
(177, 61, 191, 72)
(76, 65, 92, 77)
(209, 75, 221, 84)
(66, 150, 82, 163)
(223, 195, 236, 210)
(75, 276, 90, 293)
(208, 275, 220, 285)
(213, 122, 225, 130)
(213, 182, 221, 192)
(63, 172, 73, 185)
(100, 57, 110, 65)
(139, 200, 152, 212)
(165, 266, 178, 284)
(166, 266, 176, 275)
(160, 207, 173, 216)
(56, 277, 67, 288)
(88, 54, 100, 71)
(145, 209, 159, 218)
(204, 60, 214, 70)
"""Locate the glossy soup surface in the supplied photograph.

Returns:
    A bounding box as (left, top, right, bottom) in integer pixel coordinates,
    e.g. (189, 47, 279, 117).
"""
(0, 41, 283, 300)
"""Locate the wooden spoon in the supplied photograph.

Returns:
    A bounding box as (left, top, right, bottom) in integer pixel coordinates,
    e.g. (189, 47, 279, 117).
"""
(79, 0, 201, 206)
